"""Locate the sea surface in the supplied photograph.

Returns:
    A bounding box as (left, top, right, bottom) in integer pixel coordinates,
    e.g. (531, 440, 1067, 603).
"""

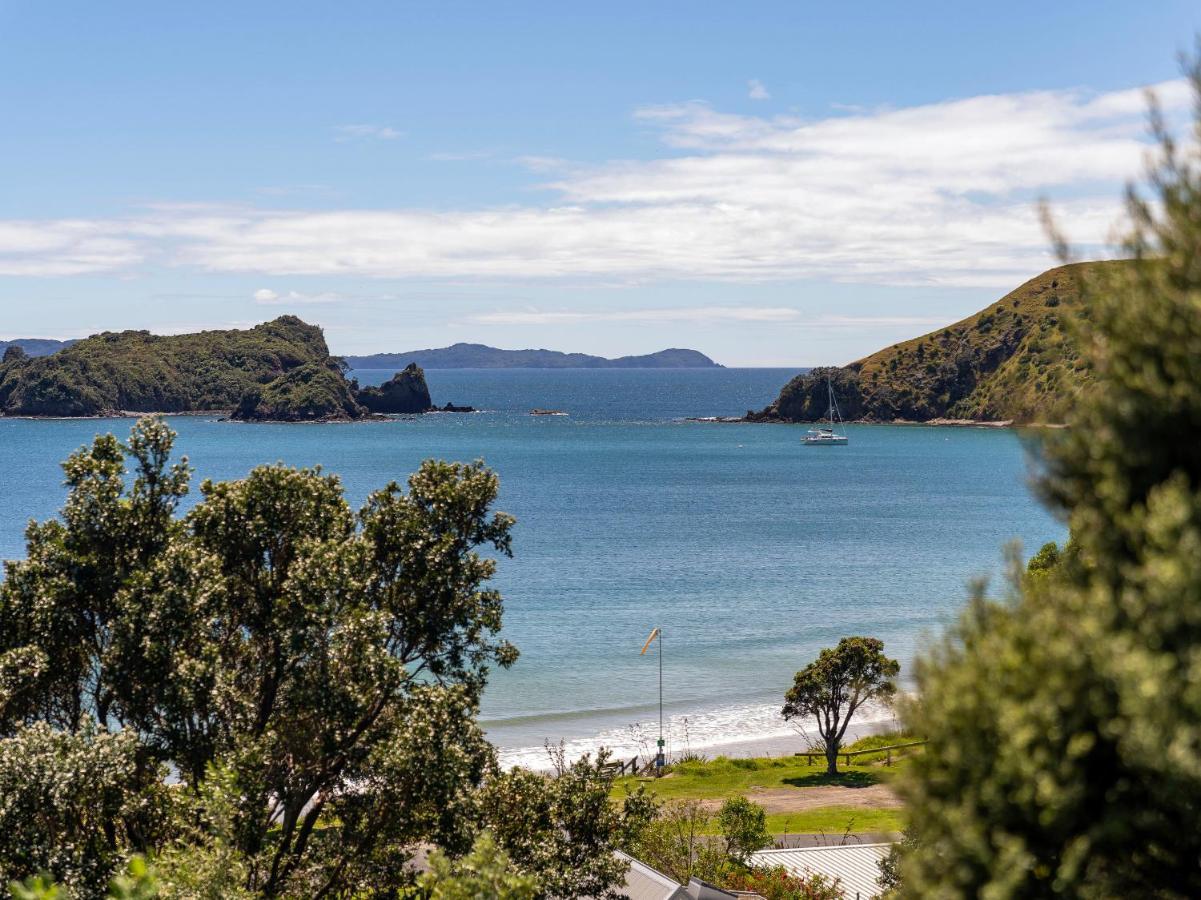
(0, 368, 1064, 768)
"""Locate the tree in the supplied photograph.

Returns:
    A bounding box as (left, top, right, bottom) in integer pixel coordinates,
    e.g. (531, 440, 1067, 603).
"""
(0, 723, 170, 899)
(0, 419, 520, 898)
(478, 751, 656, 899)
(717, 797, 772, 864)
(897, 57, 1201, 897)
(411, 832, 539, 900)
(628, 800, 728, 886)
(782, 638, 899, 775)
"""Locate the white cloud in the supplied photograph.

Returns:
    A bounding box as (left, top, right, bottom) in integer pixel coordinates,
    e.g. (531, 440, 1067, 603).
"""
(467, 306, 804, 325)
(0, 78, 1188, 285)
(252, 287, 345, 305)
(748, 79, 770, 101)
(0, 219, 143, 276)
(333, 124, 402, 142)
(466, 307, 954, 328)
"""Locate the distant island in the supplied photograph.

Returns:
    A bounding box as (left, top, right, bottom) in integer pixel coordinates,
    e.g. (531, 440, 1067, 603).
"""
(749, 260, 1116, 426)
(0, 317, 438, 421)
(343, 343, 722, 369)
(0, 338, 76, 358)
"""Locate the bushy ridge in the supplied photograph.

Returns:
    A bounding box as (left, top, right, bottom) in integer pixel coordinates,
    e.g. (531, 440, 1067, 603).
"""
(0, 316, 335, 417)
(0, 317, 455, 422)
(752, 261, 1119, 424)
(231, 362, 365, 422)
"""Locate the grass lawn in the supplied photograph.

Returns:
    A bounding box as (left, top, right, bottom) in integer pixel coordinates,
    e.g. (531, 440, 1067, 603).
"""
(764, 806, 905, 835)
(611, 732, 919, 834)
(613, 757, 897, 802)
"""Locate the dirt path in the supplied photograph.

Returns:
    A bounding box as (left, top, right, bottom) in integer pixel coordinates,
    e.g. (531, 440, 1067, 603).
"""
(697, 784, 902, 813)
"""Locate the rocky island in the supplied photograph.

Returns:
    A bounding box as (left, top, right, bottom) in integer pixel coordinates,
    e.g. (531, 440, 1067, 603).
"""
(748, 261, 1116, 426)
(0, 317, 450, 422)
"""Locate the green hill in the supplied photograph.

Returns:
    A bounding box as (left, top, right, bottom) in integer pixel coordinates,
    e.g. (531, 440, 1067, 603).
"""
(751, 261, 1121, 425)
(0, 316, 364, 419)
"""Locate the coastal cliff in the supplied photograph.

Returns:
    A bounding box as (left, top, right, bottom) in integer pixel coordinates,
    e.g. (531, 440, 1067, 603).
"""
(750, 261, 1120, 425)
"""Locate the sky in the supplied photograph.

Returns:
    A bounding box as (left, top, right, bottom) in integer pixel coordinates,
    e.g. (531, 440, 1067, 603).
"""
(1, 1, 1199, 365)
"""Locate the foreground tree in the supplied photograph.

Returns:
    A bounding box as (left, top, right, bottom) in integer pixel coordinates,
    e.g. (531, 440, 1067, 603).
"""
(0, 420, 519, 897)
(478, 752, 656, 899)
(782, 637, 899, 775)
(898, 59, 1201, 897)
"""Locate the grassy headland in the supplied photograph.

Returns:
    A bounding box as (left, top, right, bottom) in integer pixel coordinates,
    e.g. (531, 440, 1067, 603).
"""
(751, 260, 1126, 425)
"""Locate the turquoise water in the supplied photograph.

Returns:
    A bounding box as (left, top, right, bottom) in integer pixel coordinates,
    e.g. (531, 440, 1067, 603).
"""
(0, 368, 1063, 765)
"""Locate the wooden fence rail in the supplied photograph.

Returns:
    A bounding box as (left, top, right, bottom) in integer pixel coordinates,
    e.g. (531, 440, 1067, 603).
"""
(599, 755, 641, 778)
(795, 739, 927, 768)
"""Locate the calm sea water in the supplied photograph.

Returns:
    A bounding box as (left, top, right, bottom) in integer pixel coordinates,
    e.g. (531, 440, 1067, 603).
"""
(0, 368, 1064, 766)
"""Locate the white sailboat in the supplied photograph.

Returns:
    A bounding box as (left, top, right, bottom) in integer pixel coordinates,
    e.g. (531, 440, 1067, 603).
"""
(802, 377, 849, 446)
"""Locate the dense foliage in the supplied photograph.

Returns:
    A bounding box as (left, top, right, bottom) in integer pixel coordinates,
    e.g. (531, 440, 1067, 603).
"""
(630, 797, 835, 899)
(231, 361, 364, 421)
(0, 316, 340, 417)
(782, 637, 899, 775)
(0, 419, 636, 898)
(896, 65, 1201, 897)
(752, 261, 1116, 424)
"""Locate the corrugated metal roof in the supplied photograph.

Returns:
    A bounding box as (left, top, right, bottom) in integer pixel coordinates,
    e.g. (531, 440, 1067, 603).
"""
(611, 851, 690, 900)
(750, 844, 893, 900)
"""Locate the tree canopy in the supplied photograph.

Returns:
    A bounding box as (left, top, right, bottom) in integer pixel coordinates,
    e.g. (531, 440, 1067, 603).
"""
(782, 637, 899, 775)
(0, 419, 638, 898)
(897, 59, 1201, 898)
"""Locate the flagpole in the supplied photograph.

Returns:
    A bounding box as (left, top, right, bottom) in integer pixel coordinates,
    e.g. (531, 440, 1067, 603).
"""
(641, 626, 666, 773)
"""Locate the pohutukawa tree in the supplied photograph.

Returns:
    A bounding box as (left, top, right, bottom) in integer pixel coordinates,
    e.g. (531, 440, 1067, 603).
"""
(0, 418, 521, 897)
(782, 637, 899, 775)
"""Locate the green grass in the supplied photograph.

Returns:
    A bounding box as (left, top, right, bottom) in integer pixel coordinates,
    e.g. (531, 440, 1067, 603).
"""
(614, 757, 889, 803)
(612, 732, 921, 803)
(765, 806, 905, 835)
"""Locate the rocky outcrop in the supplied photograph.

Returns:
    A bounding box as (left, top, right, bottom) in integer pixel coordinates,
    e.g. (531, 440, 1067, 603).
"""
(354, 364, 433, 414)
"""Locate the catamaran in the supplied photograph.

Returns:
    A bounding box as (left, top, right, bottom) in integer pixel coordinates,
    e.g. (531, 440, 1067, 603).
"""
(803, 377, 849, 446)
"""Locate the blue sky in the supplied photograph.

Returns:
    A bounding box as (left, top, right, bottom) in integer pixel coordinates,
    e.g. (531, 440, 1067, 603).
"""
(1, 1, 1198, 365)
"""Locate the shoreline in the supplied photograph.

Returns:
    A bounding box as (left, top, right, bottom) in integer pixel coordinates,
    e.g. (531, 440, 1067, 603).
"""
(688, 416, 1066, 429)
(492, 700, 905, 772)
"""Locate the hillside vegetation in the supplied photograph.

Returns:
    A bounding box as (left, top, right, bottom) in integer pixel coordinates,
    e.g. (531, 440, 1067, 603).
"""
(752, 261, 1121, 424)
(0, 316, 433, 420)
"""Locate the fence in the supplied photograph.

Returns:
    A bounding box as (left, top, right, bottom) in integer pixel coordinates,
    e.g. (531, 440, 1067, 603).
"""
(795, 739, 927, 768)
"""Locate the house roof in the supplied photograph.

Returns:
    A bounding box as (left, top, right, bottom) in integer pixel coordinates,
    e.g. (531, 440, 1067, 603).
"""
(611, 851, 690, 900)
(749, 844, 893, 900)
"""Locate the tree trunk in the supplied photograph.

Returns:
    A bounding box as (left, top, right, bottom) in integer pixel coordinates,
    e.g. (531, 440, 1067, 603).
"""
(826, 744, 839, 776)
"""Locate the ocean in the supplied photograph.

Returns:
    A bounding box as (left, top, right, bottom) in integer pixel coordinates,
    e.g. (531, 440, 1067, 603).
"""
(0, 368, 1064, 768)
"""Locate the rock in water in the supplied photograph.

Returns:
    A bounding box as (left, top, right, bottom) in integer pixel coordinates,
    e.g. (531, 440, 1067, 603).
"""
(354, 363, 434, 414)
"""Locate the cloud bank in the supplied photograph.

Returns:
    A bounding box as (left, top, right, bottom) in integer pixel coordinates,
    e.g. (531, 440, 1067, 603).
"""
(0, 79, 1187, 287)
